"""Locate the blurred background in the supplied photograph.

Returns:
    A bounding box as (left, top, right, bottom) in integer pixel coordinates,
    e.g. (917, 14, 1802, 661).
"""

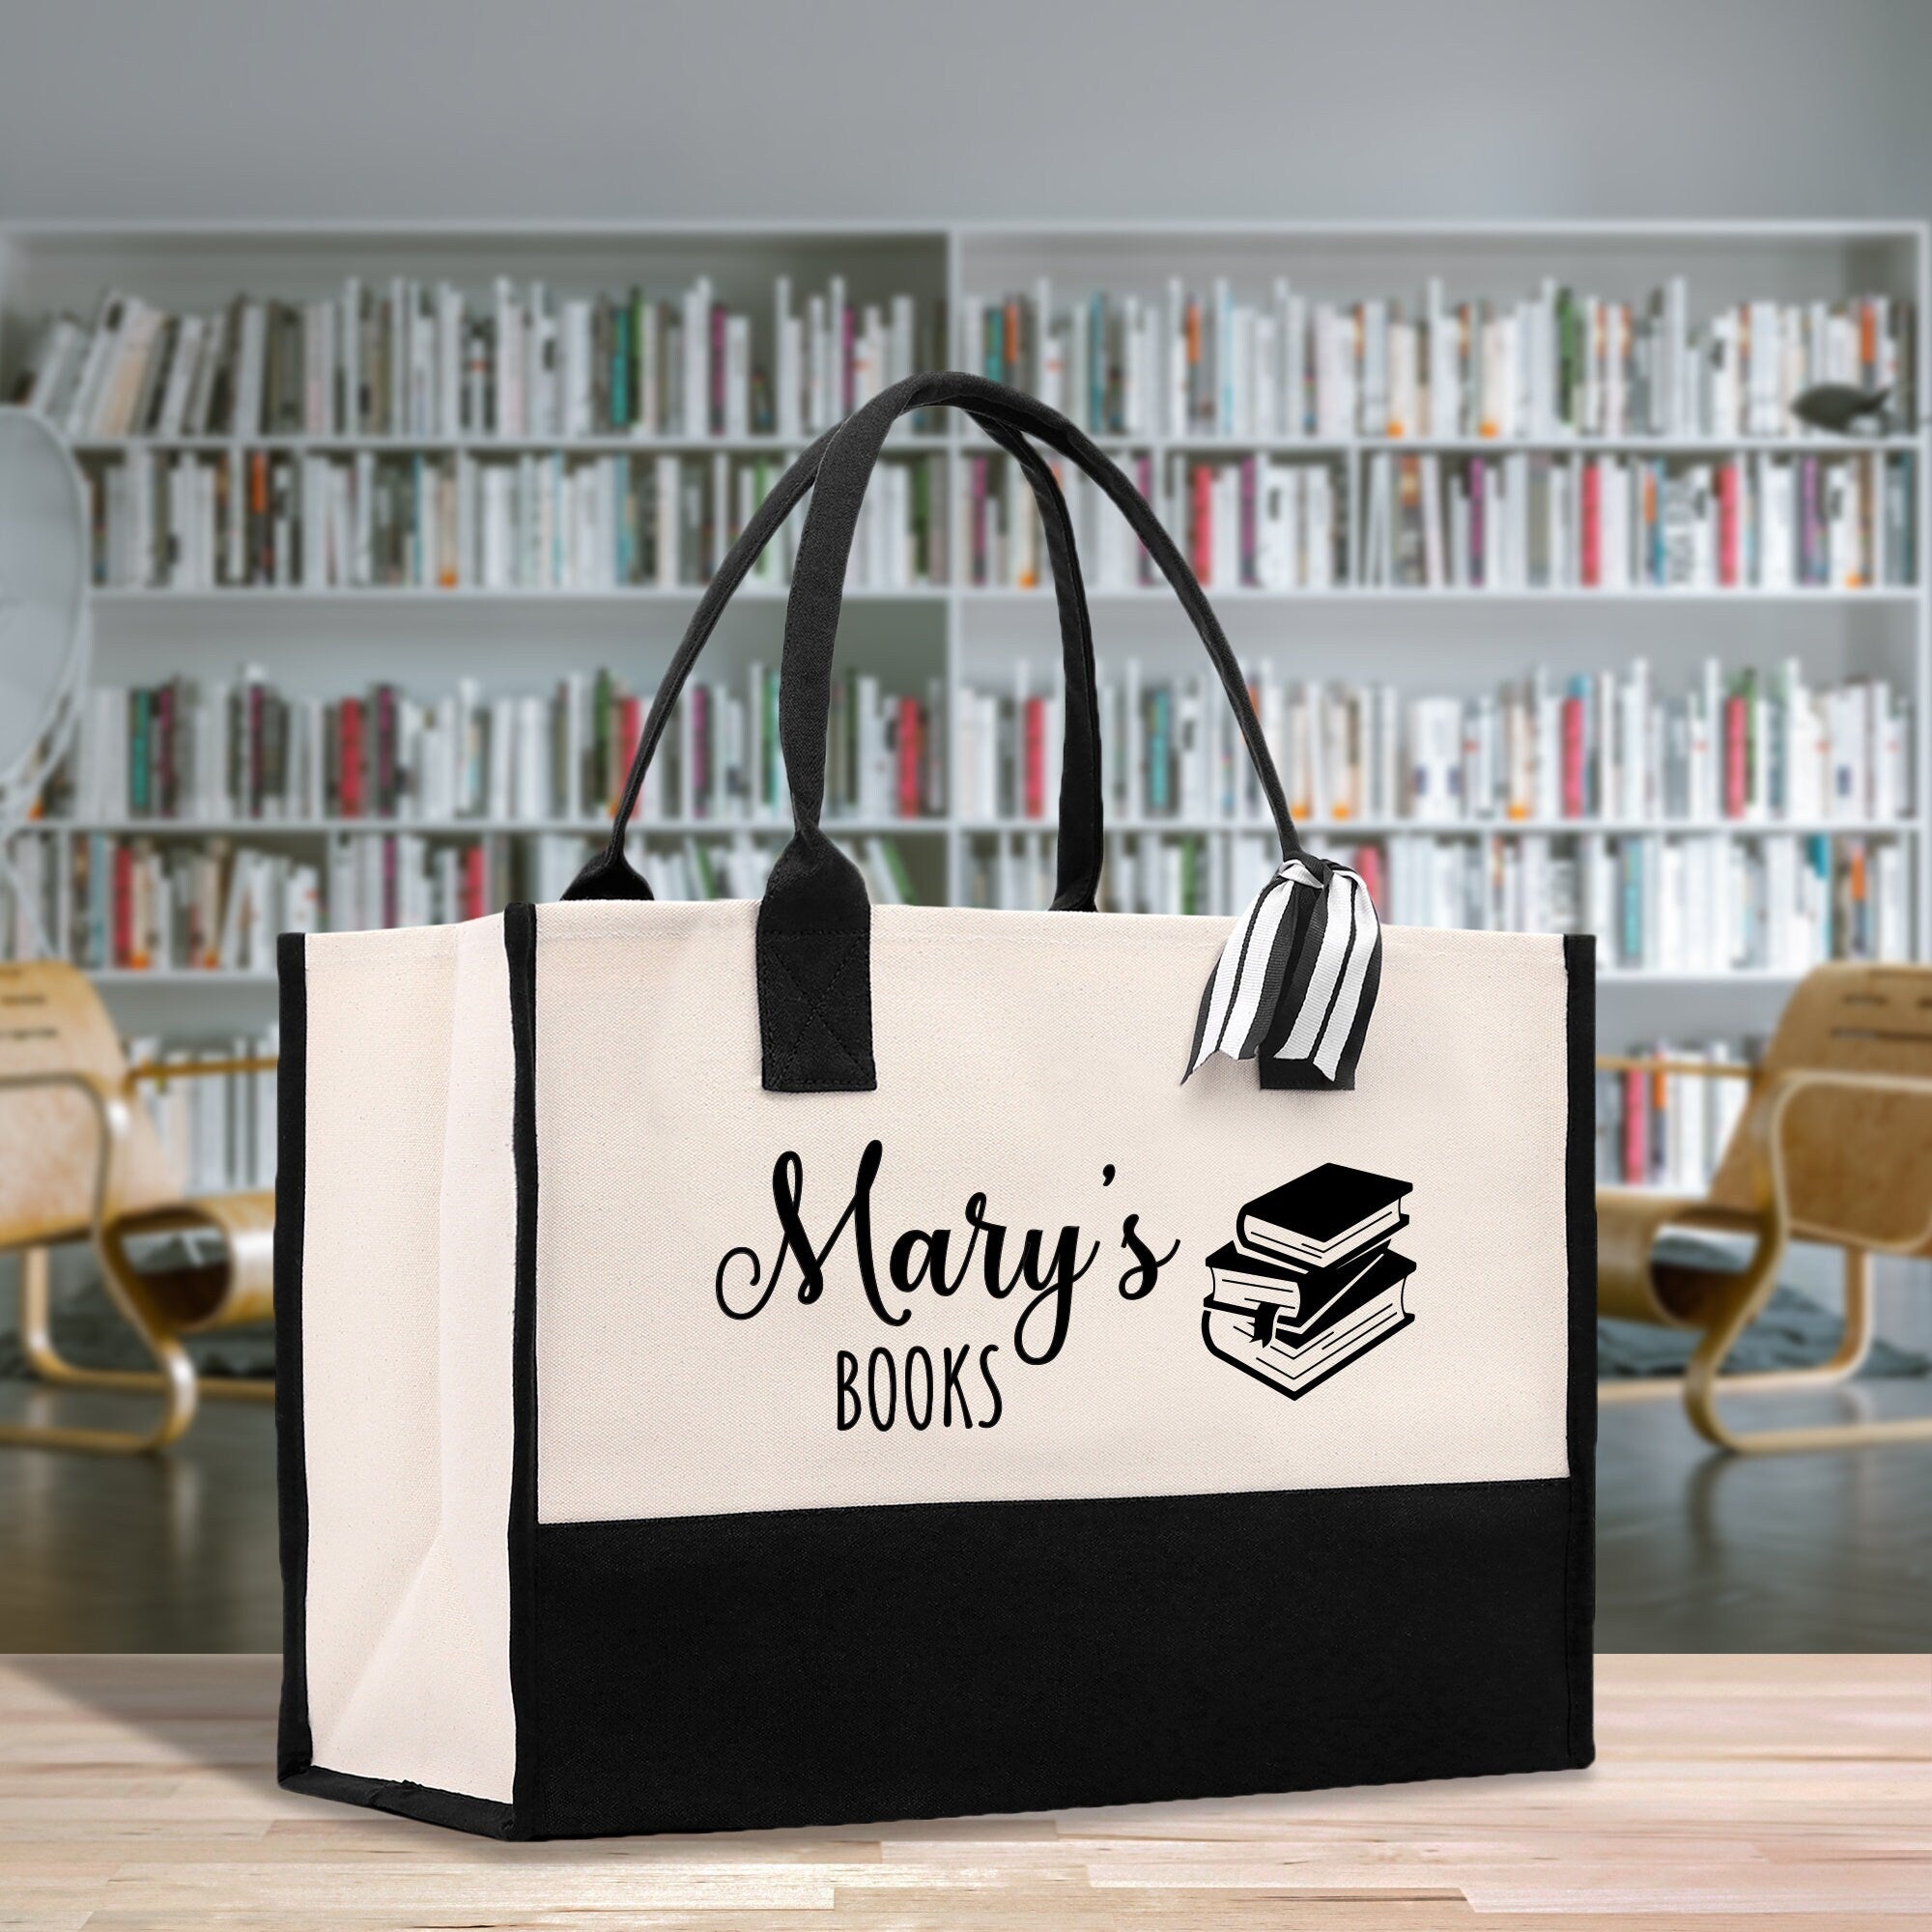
(0, 0, 1927, 1654)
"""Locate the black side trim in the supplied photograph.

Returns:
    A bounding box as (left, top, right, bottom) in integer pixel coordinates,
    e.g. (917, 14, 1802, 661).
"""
(273, 931, 311, 1782)
(504, 903, 543, 1838)
(1562, 932, 1599, 1767)
(531, 1476, 1577, 1839)
(283, 1765, 517, 1839)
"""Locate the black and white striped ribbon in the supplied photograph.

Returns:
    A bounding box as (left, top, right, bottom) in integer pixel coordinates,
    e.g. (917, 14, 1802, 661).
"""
(1183, 856, 1383, 1091)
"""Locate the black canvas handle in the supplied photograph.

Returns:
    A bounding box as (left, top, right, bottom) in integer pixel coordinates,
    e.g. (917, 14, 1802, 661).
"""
(572, 373, 1308, 1094)
(754, 374, 1305, 1093)
(565, 410, 1108, 911)
(782, 374, 1302, 863)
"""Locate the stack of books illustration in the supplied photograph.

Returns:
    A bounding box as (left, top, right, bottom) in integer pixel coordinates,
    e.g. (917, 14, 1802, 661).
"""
(1202, 1163, 1415, 1399)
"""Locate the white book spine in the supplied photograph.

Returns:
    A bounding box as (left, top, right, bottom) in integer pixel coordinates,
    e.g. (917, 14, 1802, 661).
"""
(340, 277, 361, 435)
(775, 276, 798, 440)
(724, 315, 751, 439)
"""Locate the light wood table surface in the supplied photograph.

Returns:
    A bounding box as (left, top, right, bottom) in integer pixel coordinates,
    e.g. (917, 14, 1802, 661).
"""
(0, 1653, 1926, 1929)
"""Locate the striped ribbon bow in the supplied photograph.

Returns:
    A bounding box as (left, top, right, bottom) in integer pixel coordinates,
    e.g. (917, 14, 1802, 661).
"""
(1183, 856, 1383, 1091)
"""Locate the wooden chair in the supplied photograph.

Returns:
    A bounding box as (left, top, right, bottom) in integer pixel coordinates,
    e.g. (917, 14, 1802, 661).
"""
(0, 959, 275, 1454)
(1599, 961, 1932, 1454)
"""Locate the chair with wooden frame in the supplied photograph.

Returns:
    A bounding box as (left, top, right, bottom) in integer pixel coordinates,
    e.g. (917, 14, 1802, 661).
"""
(1599, 960, 1932, 1454)
(0, 958, 275, 1454)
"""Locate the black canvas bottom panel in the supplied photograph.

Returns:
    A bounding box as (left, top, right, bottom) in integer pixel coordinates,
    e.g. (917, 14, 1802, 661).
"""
(531, 1477, 1586, 1839)
(282, 1765, 518, 1838)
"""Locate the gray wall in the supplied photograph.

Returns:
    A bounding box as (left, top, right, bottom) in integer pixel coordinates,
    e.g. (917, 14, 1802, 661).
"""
(1, 0, 1926, 223)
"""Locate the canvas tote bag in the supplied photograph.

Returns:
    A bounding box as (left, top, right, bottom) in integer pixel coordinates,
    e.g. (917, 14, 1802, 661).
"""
(275, 373, 1595, 1841)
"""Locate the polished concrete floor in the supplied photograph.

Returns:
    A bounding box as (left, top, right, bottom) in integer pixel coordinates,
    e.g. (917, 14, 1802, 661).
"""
(0, 1378, 1927, 1651)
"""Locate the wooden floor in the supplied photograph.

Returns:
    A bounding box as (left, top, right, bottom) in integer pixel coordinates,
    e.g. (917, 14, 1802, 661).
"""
(3, 1379, 1929, 1651)
(0, 1654, 1926, 1929)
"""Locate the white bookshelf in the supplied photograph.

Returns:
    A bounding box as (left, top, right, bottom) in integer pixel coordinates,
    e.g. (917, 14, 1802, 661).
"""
(2, 218, 1924, 1054)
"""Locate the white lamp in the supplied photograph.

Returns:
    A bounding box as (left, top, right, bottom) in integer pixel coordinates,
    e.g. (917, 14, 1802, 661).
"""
(0, 406, 92, 956)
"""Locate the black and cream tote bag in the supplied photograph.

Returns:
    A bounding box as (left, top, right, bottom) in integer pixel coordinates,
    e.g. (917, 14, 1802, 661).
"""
(276, 374, 1595, 1841)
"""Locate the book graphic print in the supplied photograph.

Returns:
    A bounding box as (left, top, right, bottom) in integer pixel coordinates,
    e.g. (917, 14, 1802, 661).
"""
(1201, 1163, 1415, 1400)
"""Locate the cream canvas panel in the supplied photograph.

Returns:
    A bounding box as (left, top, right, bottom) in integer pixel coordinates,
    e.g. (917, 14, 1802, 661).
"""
(534, 901, 1573, 1524)
(301, 921, 518, 1804)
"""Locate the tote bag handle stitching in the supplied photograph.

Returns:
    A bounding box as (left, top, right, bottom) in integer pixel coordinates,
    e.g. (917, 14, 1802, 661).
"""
(759, 929, 874, 1089)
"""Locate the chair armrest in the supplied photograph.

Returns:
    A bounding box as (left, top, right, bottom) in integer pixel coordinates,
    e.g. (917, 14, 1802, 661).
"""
(1750, 1065, 1932, 1256)
(1595, 1181, 1783, 1328)
(126, 1056, 278, 1087)
(1597, 1054, 1755, 1081)
(0, 1066, 139, 1237)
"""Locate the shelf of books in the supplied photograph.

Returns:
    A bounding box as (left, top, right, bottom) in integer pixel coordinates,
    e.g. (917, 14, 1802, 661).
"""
(1, 220, 1924, 1195)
